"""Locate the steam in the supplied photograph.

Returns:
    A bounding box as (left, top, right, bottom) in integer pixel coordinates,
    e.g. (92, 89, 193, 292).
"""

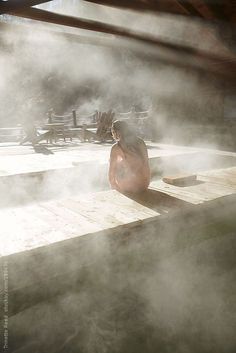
(1, 2, 236, 353)
(8, 211, 236, 353)
(0, 0, 228, 129)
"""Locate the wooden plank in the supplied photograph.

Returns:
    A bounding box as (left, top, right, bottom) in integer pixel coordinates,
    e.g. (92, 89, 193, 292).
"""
(84, 0, 192, 16)
(187, 0, 216, 20)
(8, 7, 236, 81)
(0, 190, 159, 257)
(0, 144, 200, 177)
(0, 0, 50, 14)
(59, 190, 159, 229)
(163, 173, 197, 186)
(150, 178, 236, 205)
(0, 206, 55, 257)
(39, 201, 103, 233)
(198, 167, 236, 189)
(0, 200, 101, 257)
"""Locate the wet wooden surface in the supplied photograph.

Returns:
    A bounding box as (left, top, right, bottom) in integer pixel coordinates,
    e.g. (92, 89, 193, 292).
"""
(0, 142, 215, 177)
(0, 190, 159, 257)
(198, 167, 236, 189)
(150, 167, 236, 204)
(1, 167, 236, 258)
(0, 142, 236, 259)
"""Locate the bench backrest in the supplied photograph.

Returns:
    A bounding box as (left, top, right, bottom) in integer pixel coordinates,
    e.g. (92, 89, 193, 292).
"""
(96, 110, 115, 140)
(48, 113, 73, 126)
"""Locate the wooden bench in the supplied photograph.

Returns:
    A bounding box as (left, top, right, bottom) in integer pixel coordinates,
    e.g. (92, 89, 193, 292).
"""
(42, 110, 100, 143)
(89, 108, 151, 141)
(44, 110, 75, 142)
(81, 110, 115, 142)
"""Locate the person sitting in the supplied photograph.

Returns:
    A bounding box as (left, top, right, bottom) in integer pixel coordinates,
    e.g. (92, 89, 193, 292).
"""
(109, 120, 150, 194)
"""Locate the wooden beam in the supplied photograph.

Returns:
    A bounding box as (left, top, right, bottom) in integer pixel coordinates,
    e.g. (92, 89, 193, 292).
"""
(83, 0, 195, 17)
(0, 0, 51, 14)
(172, 0, 203, 17)
(3, 7, 203, 53)
(224, 0, 236, 23)
(6, 7, 232, 58)
(85, 0, 234, 23)
(0, 20, 233, 82)
(187, 0, 217, 20)
(4, 7, 236, 80)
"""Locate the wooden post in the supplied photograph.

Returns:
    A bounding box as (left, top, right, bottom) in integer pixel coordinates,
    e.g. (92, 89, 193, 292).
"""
(82, 124, 87, 142)
(72, 109, 77, 127)
(48, 109, 53, 124)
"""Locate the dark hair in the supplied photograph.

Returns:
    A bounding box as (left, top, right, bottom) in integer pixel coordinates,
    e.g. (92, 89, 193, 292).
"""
(112, 120, 141, 155)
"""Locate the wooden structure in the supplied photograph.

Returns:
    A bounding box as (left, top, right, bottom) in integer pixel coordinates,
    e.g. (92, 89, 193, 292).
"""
(0, 107, 151, 144)
(94, 109, 115, 142)
(0, 127, 24, 142)
(2, 168, 236, 253)
(0, 3, 236, 352)
(1, 166, 236, 317)
(152, 167, 236, 205)
(53, 107, 152, 143)
(115, 108, 151, 137)
(0, 141, 235, 352)
(38, 109, 114, 143)
(1, 1, 235, 143)
(44, 110, 75, 143)
(0, 1, 235, 82)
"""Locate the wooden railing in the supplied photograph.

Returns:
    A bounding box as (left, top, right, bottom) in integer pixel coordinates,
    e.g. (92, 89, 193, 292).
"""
(41, 107, 151, 142)
(46, 106, 150, 123)
(0, 127, 24, 142)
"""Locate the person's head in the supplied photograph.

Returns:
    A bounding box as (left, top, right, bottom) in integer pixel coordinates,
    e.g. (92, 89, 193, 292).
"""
(111, 119, 142, 155)
(111, 120, 133, 142)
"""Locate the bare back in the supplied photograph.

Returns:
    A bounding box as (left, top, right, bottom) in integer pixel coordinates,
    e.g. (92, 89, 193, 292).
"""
(109, 138, 150, 193)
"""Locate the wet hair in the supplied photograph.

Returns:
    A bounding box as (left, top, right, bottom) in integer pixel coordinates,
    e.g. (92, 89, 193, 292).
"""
(112, 120, 142, 155)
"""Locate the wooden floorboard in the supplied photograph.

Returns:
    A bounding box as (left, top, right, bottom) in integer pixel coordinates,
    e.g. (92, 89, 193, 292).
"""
(150, 167, 236, 205)
(0, 145, 236, 259)
(1, 142, 235, 177)
(2, 167, 236, 258)
(0, 190, 158, 258)
(198, 167, 236, 189)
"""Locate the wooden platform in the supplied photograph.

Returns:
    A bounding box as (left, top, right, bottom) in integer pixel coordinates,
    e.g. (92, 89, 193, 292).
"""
(0, 141, 235, 259)
(1, 166, 236, 259)
(1, 144, 236, 305)
(150, 167, 236, 205)
(0, 190, 159, 258)
(1, 166, 236, 318)
(0, 142, 235, 178)
(0, 142, 236, 210)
